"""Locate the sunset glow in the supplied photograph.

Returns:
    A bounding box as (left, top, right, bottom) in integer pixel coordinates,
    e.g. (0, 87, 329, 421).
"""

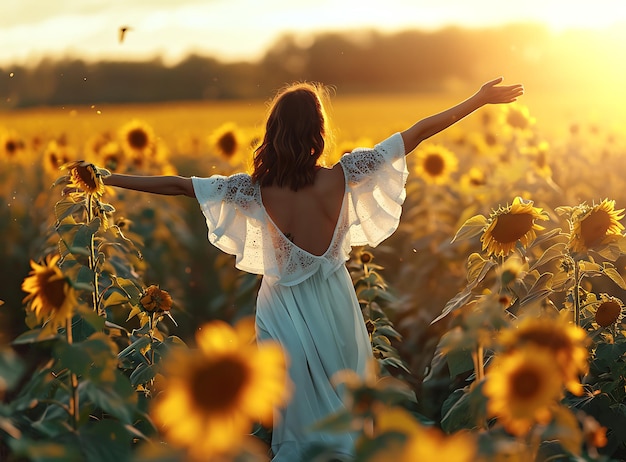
(1, 0, 625, 66)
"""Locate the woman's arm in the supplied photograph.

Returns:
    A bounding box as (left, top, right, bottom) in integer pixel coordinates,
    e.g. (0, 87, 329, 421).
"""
(400, 77, 524, 154)
(104, 173, 195, 197)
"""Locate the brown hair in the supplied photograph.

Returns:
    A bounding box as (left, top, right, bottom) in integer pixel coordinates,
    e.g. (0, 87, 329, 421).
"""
(252, 82, 331, 191)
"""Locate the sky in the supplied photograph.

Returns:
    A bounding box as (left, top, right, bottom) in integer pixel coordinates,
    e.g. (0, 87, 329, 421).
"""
(2, 0, 626, 66)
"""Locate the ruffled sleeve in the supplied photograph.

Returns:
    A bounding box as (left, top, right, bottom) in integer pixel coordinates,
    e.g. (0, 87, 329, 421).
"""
(191, 173, 266, 275)
(339, 132, 408, 247)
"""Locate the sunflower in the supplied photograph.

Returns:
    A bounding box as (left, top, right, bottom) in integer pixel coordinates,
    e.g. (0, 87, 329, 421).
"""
(480, 196, 549, 257)
(498, 254, 526, 288)
(463, 167, 487, 187)
(373, 407, 476, 462)
(84, 131, 113, 159)
(119, 119, 156, 157)
(98, 141, 126, 173)
(208, 122, 245, 164)
(0, 130, 24, 159)
(43, 140, 74, 177)
(21, 255, 77, 335)
(593, 295, 623, 328)
(140, 285, 172, 313)
(497, 312, 589, 395)
(568, 199, 625, 253)
(532, 141, 552, 178)
(62, 160, 106, 196)
(151, 317, 291, 460)
(503, 104, 535, 131)
(483, 346, 564, 436)
(414, 144, 458, 184)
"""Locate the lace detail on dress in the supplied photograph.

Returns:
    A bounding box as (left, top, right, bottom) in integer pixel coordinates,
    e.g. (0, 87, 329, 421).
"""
(340, 148, 385, 184)
(222, 173, 258, 209)
(340, 132, 408, 248)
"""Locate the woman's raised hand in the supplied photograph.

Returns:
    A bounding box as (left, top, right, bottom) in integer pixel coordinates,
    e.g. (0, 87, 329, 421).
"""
(477, 77, 524, 105)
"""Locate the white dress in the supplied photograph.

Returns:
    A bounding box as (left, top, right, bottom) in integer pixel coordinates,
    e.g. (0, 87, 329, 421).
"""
(192, 133, 407, 461)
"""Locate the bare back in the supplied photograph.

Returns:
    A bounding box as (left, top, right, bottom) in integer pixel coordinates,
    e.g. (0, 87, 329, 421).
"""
(260, 164, 345, 256)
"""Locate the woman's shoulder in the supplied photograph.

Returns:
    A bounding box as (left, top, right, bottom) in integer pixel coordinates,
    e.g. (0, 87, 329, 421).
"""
(315, 164, 345, 192)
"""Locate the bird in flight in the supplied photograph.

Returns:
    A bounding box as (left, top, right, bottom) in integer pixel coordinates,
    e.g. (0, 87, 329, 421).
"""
(119, 26, 132, 43)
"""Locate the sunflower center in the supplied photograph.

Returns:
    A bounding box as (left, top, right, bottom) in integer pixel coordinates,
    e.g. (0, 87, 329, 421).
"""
(470, 176, 485, 186)
(38, 272, 68, 311)
(484, 133, 497, 146)
(218, 132, 237, 158)
(73, 165, 98, 191)
(510, 367, 541, 400)
(423, 154, 445, 176)
(5, 140, 17, 154)
(190, 356, 249, 412)
(518, 330, 570, 353)
(595, 301, 622, 327)
(580, 210, 611, 247)
(490, 213, 534, 243)
(128, 129, 149, 150)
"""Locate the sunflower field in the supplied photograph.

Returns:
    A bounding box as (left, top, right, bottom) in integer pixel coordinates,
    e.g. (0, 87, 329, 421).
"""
(2, 91, 626, 461)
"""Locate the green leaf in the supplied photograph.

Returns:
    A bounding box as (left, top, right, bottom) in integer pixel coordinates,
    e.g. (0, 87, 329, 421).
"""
(99, 202, 116, 213)
(73, 265, 95, 291)
(77, 305, 106, 332)
(374, 324, 402, 341)
(51, 174, 71, 188)
(118, 335, 151, 369)
(0, 349, 26, 390)
(441, 388, 479, 433)
(310, 409, 354, 433)
(530, 242, 567, 271)
(78, 419, 132, 462)
(441, 383, 487, 432)
(451, 214, 488, 243)
(130, 363, 157, 387)
(111, 276, 143, 305)
(540, 406, 583, 456)
(603, 266, 626, 290)
(55, 342, 96, 376)
(69, 218, 101, 256)
(9, 437, 81, 462)
(12, 329, 59, 345)
(446, 348, 474, 378)
(54, 198, 83, 223)
(81, 372, 137, 424)
(103, 289, 131, 308)
(358, 287, 378, 302)
(430, 286, 474, 325)
(520, 272, 554, 308)
(466, 252, 496, 285)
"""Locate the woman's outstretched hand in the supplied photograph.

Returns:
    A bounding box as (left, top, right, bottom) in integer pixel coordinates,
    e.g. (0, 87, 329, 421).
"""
(477, 77, 524, 105)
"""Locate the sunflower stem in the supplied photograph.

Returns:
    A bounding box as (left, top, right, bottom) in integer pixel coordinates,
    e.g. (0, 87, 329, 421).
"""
(472, 342, 485, 382)
(86, 193, 101, 315)
(573, 260, 581, 327)
(148, 314, 155, 366)
(65, 317, 80, 430)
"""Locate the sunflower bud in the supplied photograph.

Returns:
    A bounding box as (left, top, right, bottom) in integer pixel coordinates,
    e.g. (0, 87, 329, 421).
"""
(140, 285, 172, 313)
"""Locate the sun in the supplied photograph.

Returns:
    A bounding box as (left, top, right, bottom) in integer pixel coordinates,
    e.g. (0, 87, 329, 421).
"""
(531, 1, 625, 32)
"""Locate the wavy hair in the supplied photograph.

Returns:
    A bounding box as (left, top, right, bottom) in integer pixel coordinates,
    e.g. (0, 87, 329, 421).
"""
(252, 82, 331, 191)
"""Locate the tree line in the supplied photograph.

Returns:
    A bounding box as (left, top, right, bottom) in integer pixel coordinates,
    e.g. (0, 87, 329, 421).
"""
(1, 23, 622, 108)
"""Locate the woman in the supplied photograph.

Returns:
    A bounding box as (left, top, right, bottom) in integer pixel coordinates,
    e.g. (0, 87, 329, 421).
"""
(104, 77, 523, 460)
